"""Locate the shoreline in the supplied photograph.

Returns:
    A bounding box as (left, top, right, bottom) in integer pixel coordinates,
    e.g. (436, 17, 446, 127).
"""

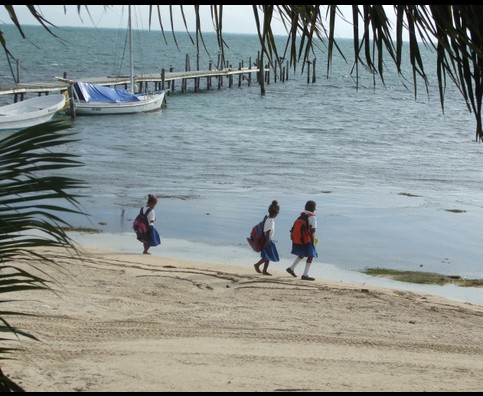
(4, 245, 483, 392)
(68, 231, 483, 307)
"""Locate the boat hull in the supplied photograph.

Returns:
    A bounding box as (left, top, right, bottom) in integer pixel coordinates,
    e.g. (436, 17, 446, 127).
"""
(0, 94, 66, 131)
(71, 92, 166, 115)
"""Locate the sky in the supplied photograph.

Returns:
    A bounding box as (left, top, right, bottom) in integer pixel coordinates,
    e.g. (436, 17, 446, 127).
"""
(0, 5, 379, 39)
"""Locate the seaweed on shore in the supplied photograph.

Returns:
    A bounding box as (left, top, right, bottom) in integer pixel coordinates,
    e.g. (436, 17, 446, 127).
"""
(363, 268, 483, 287)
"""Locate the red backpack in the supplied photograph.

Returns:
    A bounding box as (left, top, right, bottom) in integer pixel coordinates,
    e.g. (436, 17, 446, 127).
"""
(290, 212, 314, 245)
(247, 216, 268, 252)
(133, 207, 152, 241)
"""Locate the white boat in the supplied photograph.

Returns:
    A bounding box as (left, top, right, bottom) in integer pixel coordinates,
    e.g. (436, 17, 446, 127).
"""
(68, 6, 166, 116)
(69, 82, 166, 115)
(0, 94, 66, 131)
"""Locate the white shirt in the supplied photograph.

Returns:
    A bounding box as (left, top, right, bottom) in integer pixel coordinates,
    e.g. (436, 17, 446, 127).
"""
(264, 217, 275, 238)
(144, 206, 156, 225)
(305, 211, 317, 231)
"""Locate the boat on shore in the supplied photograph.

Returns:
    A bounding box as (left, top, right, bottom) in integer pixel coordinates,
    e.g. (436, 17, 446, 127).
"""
(0, 94, 66, 131)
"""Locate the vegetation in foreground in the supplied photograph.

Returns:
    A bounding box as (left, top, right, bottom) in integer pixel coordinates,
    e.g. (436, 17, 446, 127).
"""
(0, 120, 86, 391)
(2, 5, 483, 141)
(364, 268, 483, 287)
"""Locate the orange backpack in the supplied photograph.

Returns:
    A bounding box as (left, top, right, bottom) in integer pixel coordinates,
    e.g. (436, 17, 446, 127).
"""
(290, 213, 314, 245)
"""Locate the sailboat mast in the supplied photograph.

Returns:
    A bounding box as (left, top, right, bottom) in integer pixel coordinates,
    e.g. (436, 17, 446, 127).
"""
(129, 5, 134, 94)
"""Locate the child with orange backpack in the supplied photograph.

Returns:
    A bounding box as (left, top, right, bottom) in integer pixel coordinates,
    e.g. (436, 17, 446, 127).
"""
(286, 200, 318, 281)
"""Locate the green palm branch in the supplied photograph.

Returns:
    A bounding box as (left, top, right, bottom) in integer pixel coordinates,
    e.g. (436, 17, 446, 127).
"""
(0, 119, 86, 391)
(148, 5, 483, 140)
(1, 5, 483, 140)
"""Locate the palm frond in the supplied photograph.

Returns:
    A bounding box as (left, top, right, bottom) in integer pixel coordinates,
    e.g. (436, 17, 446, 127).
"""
(0, 120, 87, 389)
(3, 5, 483, 138)
(0, 367, 25, 392)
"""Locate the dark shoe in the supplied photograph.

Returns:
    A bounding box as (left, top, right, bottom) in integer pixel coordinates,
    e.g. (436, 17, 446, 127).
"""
(286, 268, 297, 278)
(301, 275, 315, 281)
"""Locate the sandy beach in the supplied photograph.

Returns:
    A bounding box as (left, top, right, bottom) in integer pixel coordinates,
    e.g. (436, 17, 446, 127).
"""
(3, 246, 483, 392)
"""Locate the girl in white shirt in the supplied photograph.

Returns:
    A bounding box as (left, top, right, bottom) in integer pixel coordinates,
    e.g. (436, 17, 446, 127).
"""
(142, 194, 158, 255)
(254, 200, 280, 276)
(286, 200, 318, 281)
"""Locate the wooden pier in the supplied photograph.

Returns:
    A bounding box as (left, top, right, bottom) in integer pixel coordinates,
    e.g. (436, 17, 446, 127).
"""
(0, 60, 288, 103)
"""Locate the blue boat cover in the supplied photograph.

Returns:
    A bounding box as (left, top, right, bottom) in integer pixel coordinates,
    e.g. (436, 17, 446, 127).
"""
(74, 82, 140, 103)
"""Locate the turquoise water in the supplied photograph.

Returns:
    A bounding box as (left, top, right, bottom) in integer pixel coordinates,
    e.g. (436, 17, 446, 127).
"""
(2, 25, 483, 304)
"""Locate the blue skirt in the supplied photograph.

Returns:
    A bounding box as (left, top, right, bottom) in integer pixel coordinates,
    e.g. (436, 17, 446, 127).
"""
(261, 240, 280, 262)
(150, 226, 161, 247)
(291, 242, 318, 258)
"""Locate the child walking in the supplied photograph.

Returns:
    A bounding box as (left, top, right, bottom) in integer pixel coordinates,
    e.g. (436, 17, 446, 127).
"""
(140, 194, 159, 255)
(254, 200, 280, 276)
(286, 200, 318, 281)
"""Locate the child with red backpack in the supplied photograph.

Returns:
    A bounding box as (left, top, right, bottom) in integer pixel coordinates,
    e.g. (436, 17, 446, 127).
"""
(286, 200, 318, 281)
(253, 200, 280, 276)
(133, 194, 159, 255)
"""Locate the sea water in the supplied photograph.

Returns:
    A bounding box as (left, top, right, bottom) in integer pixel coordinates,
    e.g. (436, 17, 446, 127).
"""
(1, 25, 483, 305)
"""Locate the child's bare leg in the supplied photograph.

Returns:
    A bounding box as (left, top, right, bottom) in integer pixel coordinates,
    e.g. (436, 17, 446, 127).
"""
(262, 261, 272, 276)
(254, 259, 264, 273)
